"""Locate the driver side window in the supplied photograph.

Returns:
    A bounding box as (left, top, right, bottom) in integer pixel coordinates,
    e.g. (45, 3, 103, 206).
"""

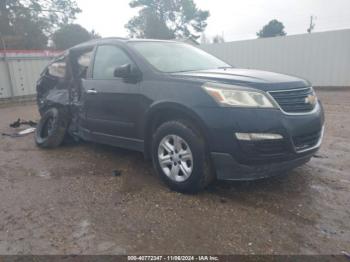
(92, 45, 132, 80)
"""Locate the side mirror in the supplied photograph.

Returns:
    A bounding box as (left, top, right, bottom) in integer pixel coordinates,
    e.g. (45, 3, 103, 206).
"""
(114, 63, 141, 81)
(113, 64, 132, 78)
(114, 64, 142, 82)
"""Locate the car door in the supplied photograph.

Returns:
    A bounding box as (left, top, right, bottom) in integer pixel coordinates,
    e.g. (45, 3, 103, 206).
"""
(81, 44, 142, 141)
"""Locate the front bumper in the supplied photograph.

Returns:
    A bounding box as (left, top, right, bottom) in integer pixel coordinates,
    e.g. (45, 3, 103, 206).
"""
(211, 151, 313, 180)
(194, 101, 325, 180)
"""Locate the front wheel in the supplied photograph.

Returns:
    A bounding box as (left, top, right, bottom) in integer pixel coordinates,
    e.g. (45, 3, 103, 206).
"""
(35, 107, 68, 148)
(152, 120, 213, 193)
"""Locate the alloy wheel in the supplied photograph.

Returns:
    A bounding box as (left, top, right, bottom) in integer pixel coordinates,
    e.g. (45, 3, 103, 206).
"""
(158, 134, 193, 182)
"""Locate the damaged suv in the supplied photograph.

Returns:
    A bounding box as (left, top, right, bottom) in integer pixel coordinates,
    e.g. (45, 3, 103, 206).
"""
(36, 38, 325, 193)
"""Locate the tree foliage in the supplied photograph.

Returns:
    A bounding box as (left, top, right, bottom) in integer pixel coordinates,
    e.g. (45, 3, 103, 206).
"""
(0, 0, 81, 49)
(125, 0, 210, 40)
(52, 24, 93, 50)
(257, 19, 287, 38)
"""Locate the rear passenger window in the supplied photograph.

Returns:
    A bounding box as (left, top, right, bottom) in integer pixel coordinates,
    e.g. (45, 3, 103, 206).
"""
(93, 45, 133, 79)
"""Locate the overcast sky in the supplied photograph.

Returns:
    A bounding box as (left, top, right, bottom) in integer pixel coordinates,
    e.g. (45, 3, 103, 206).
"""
(76, 0, 350, 42)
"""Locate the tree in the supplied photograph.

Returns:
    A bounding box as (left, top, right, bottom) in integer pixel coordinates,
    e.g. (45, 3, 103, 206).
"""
(125, 0, 210, 40)
(212, 34, 225, 44)
(257, 19, 287, 38)
(52, 24, 91, 50)
(5, 17, 49, 49)
(0, 0, 81, 49)
(127, 8, 174, 39)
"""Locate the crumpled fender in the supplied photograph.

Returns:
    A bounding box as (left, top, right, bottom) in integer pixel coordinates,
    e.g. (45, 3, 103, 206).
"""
(38, 88, 70, 115)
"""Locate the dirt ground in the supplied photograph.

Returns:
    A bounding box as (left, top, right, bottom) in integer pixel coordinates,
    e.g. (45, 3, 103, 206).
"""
(0, 90, 349, 255)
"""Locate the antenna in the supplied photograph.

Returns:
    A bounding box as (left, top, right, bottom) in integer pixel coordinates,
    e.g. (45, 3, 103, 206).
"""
(307, 15, 316, 33)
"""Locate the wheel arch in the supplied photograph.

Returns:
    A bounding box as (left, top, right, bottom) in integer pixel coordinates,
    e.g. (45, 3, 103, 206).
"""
(143, 101, 210, 159)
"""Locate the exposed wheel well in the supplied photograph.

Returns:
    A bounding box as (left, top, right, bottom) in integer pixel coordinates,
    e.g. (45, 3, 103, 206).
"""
(144, 107, 208, 160)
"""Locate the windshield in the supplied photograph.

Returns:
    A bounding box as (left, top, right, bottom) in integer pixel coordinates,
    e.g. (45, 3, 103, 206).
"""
(130, 42, 230, 73)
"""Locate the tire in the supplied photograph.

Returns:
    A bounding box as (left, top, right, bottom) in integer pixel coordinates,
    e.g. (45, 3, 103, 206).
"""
(152, 120, 214, 193)
(35, 107, 69, 148)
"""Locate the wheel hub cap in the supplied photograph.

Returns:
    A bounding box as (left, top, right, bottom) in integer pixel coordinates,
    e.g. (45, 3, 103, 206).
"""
(158, 134, 193, 182)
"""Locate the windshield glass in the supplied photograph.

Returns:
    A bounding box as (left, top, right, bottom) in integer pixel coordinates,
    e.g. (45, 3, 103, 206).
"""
(130, 42, 230, 73)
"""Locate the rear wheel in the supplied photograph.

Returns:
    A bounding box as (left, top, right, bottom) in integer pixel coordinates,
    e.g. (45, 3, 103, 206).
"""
(152, 120, 213, 193)
(35, 107, 68, 148)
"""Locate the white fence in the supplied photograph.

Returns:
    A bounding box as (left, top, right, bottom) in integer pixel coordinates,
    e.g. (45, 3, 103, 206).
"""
(201, 29, 350, 87)
(0, 51, 60, 100)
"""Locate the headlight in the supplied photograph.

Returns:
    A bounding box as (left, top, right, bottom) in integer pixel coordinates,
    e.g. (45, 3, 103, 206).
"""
(203, 83, 277, 108)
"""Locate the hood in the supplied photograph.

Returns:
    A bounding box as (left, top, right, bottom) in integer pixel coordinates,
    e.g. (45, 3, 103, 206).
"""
(171, 68, 310, 91)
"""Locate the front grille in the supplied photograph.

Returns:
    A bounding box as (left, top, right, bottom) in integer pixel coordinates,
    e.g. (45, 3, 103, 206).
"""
(293, 130, 322, 152)
(268, 87, 316, 113)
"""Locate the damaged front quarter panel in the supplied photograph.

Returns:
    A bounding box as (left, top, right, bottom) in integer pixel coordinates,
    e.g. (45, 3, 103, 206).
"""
(36, 53, 71, 115)
(36, 52, 78, 141)
(37, 88, 70, 113)
(36, 48, 92, 141)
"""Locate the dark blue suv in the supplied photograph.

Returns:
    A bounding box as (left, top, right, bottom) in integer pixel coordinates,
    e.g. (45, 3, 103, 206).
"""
(35, 38, 325, 193)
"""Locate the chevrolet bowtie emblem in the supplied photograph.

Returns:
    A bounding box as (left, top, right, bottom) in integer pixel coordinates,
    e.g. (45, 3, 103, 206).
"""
(305, 94, 317, 105)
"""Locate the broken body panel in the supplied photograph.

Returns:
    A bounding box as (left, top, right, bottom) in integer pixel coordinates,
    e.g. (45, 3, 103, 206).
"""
(36, 48, 93, 140)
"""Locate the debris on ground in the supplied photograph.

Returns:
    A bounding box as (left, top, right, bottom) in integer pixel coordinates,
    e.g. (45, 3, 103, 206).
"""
(18, 127, 36, 136)
(342, 251, 350, 259)
(2, 118, 37, 138)
(220, 198, 227, 204)
(10, 118, 37, 128)
(112, 170, 122, 177)
(313, 154, 328, 159)
(2, 127, 36, 137)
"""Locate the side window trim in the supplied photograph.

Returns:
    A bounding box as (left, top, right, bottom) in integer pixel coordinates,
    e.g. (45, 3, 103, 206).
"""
(86, 45, 97, 79)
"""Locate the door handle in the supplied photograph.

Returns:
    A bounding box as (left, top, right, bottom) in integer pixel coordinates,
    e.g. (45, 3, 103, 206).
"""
(86, 89, 98, 94)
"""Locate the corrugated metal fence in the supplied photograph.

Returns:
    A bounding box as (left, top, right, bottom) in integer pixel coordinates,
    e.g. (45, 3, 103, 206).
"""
(0, 50, 60, 100)
(201, 29, 350, 87)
